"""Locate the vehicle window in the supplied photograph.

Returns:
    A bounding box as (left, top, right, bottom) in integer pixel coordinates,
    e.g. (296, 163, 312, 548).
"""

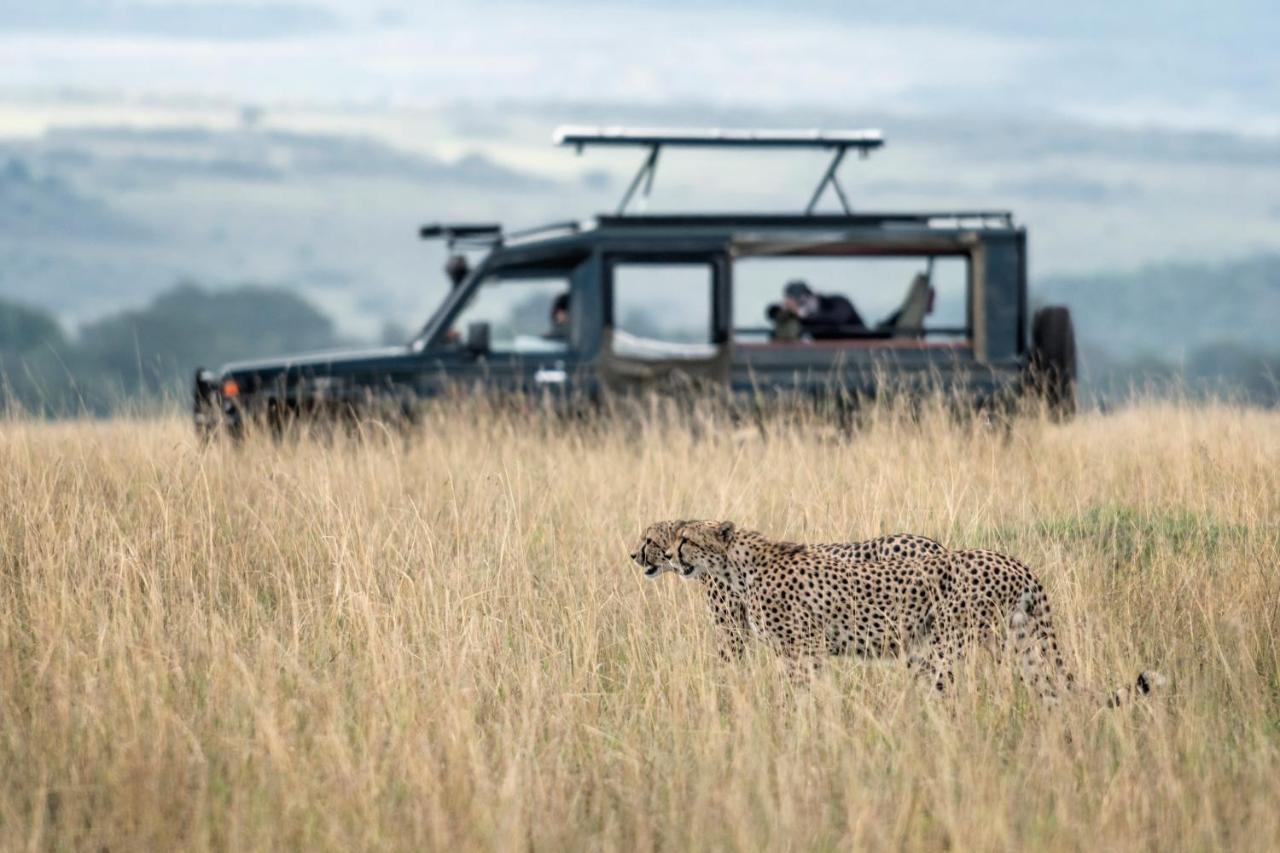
(611, 262, 717, 360)
(733, 255, 969, 342)
(446, 275, 571, 354)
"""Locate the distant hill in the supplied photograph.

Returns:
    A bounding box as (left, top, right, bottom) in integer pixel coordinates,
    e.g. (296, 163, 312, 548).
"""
(0, 157, 145, 240)
(1035, 254, 1280, 403)
(0, 123, 564, 329)
(1037, 254, 1280, 359)
(1, 283, 341, 415)
(32, 125, 555, 191)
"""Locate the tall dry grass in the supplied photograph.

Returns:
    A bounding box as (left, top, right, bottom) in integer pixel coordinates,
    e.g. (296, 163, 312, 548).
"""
(0, 400, 1278, 851)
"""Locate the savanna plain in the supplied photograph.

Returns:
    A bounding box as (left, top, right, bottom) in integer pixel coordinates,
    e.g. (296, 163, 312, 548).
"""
(1, 399, 1278, 851)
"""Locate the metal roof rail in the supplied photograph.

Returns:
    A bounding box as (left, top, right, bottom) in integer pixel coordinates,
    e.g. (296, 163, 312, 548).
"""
(554, 125, 885, 216)
(503, 219, 581, 244)
(590, 211, 1014, 229)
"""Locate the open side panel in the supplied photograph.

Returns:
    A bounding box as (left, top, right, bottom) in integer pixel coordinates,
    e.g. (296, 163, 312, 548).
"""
(729, 236, 975, 347)
(597, 252, 732, 392)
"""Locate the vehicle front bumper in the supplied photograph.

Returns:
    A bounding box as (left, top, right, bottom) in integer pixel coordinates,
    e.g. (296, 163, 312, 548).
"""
(193, 368, 243, 439)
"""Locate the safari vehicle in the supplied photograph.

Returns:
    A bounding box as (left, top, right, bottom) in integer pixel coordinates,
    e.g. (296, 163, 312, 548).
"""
(194, 127, 1076, 437)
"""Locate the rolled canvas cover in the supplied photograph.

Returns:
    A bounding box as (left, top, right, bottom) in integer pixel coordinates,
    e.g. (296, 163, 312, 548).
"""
(596, 327, 731, 393)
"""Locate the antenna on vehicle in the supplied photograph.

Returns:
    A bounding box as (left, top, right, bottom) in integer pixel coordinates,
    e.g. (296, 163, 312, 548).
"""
(553, 126, 885, 216)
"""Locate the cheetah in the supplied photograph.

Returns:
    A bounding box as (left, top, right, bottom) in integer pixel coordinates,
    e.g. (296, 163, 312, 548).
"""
(666, 520, 1164, 706)
(630, 520, 946, 662)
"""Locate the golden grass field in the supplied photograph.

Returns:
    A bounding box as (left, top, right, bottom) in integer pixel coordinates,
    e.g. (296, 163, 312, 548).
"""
(1, 400, 1278, 851)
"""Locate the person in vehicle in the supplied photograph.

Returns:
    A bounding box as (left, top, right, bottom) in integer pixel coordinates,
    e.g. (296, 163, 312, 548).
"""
(544, 291, 570, 341)
(445, 253, 470, 288)
(439, 255, 471, 343)
(767, 280, 865, 340)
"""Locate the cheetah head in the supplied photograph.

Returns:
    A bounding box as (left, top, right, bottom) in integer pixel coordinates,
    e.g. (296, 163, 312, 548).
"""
(666, 520, 735, 581)
(630, 520, 685, 579)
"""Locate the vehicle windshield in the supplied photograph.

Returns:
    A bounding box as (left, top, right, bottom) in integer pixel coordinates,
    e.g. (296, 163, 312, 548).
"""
(438, 274, 572, 354)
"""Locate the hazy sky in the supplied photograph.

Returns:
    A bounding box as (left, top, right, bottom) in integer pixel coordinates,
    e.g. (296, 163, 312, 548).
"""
(2, 2, 1277, 350)
(2, 0, 1277, 134)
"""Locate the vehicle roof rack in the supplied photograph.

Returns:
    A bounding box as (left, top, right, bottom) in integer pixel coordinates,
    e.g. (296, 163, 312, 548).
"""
(554, 125, 885, 216)
(590, 211, 1014, 229)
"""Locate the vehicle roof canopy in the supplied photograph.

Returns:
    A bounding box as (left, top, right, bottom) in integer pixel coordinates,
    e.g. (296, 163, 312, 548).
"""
(419, 127, 1018, 254)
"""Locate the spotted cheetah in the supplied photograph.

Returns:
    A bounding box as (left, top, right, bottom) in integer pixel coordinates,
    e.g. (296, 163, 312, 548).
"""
(630, 520, 946, 662)
(666, 520, 1163, 706)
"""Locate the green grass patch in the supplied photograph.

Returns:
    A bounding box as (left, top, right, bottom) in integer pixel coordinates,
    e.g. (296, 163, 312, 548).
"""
(1032, 504, 1248, 570)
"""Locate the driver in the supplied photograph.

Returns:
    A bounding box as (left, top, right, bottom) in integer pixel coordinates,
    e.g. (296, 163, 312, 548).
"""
(544, 292, 570, 341)
(768, 280, 865, 340)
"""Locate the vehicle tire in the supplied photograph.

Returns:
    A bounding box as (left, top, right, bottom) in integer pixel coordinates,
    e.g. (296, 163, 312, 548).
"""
(1028, 306, 1076, 421)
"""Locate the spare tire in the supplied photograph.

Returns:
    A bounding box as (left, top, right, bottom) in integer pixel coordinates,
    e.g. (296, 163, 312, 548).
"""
(1029, 306, 1076, 421)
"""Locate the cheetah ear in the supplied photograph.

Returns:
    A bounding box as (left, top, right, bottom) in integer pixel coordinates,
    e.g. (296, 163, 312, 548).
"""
(715, 520, 735, 543)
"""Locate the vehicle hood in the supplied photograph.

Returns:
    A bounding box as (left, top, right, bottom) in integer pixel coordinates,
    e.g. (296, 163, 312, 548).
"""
(217, 345, 410, 377)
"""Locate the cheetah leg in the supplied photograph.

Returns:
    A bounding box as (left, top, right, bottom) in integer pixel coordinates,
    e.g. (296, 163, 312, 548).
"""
(781, 605, 824, 690)
(1035, 620, 1075, 695)
(1026, 588, 1075, 693)
(783, 653, 822, 689)
(906, 629, 958, 695)
(713, 622, 747, 663)
(706, 585, 748, 663)
(1009, 590, 1071, 707)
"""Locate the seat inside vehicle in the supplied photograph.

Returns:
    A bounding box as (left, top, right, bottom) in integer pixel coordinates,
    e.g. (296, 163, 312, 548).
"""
(877, 272, 935, 337)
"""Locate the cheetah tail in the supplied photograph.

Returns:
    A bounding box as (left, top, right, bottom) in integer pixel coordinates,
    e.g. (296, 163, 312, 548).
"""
(1105, 670, 1168, 708)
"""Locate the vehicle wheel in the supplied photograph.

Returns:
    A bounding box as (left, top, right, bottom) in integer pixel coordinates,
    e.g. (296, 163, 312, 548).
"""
(1028, 306, 1076, 421)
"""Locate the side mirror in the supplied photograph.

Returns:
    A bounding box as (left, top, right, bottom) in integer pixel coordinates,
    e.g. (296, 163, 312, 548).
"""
(466, 321, 491, 356)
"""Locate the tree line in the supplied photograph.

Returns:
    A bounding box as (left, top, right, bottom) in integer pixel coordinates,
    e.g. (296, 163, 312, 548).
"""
(2, 281, 1278, 417)
(1, 283, 339, 416)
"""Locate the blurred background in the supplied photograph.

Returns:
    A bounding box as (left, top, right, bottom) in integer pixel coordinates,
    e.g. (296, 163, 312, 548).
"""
(1, 0, 1278, 412)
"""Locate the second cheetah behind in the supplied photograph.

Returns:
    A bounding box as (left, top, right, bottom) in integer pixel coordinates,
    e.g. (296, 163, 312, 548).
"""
(666, 520, 1163, 707)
